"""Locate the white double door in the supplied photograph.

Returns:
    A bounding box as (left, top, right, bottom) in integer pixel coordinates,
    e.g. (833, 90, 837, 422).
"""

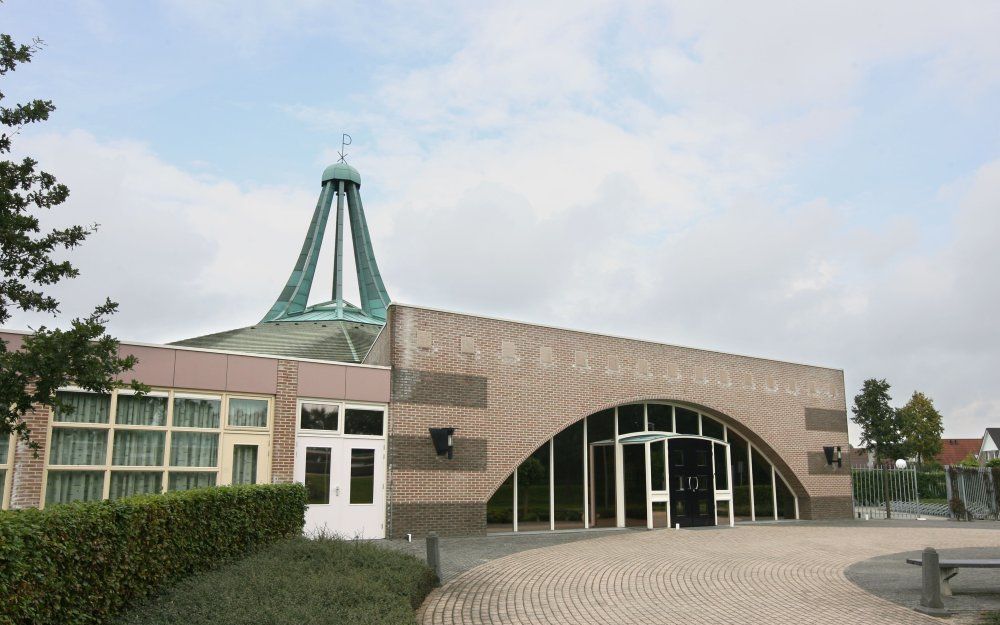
(294, 435, 386, 539)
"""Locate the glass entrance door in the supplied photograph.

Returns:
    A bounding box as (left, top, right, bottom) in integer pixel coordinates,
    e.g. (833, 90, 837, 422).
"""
(294, 436, 385, 538)
(336, 440, 385, 539)
(669, 438, 715, 527)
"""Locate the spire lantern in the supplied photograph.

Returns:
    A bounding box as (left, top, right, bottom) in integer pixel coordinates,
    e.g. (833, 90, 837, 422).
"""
(262, 159, 391, 324)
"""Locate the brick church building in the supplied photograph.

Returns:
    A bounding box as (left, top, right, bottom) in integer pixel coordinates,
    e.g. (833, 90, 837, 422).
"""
(1, 162, 852, 538)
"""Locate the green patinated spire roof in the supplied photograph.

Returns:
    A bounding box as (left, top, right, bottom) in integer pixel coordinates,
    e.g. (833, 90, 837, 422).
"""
(171, 160, 391, 363)
(261, 160, 390, 325)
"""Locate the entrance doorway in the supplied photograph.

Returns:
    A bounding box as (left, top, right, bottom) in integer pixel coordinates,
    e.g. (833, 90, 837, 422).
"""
(589, 433, 730, 529)
(668, 438, 715, 527)
(294, 436, 386, 538)
(488, 403, 798, 534)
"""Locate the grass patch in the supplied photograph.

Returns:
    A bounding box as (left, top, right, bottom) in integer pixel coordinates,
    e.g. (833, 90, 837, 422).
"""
(117, 536, 436, 625)
(981, 612, 1000, 624)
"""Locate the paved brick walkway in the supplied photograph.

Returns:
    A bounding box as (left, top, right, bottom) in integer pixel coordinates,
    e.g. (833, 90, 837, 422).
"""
(417, 524, 1000, 624)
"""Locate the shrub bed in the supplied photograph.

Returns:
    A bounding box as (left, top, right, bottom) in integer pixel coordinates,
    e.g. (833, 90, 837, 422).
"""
(0, 484, 306, 625)
(117, 536, 437, 625)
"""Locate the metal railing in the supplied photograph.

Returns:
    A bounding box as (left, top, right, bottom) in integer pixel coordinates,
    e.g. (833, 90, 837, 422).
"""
(945, 466, 999, 520)
(852, 466, 1000, 521)
(853, 467, 922, 519)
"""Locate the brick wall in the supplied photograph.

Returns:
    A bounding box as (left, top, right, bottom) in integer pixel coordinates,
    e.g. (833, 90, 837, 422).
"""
(386, 304, 851, 537)
(10, 404, 50, 509)
(271, 359, 298, 483)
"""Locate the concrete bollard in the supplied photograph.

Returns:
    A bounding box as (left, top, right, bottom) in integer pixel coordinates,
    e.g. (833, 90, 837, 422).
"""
(916, 547, 949, 617)
(426, 532, 442, 586)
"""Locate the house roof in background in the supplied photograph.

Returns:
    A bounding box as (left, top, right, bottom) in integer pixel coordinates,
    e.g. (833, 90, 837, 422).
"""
(936, 438, 981, 465)
(986, 428, 1000, 448)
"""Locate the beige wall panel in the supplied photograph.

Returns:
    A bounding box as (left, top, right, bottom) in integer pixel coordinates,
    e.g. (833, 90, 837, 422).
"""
(173, 350, 227, 391)
(225, 355, 278, 394)
(297, 361, 347, 399)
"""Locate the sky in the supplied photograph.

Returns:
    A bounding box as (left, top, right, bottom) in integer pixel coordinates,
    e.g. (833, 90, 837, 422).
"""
(3, 1, 999, 442)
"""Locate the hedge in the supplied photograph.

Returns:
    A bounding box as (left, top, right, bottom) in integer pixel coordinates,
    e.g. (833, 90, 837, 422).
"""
(117, 536, 437, 625)
(0, 483, 307, 625)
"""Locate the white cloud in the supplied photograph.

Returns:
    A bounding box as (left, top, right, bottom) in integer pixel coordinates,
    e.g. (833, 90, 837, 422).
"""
(8, 131, 316, 342)
(7, 1, 1000, 444)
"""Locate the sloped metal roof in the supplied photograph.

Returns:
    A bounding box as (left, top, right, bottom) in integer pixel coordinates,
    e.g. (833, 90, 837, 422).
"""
(171, 319, 381, 363)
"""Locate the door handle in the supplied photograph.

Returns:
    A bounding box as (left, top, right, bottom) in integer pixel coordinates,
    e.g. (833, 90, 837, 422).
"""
(334, 486, 341, 497)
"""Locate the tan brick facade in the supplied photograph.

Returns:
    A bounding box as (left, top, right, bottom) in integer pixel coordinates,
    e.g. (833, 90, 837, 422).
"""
(10, 404, 50, 509)
(385, 304, 851, 537)
(271, 359, 299, 483)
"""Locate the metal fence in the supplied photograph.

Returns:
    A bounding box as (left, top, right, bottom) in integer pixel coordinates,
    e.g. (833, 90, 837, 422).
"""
(851, 466, 1000, 521)
(946, 466, 999, 520)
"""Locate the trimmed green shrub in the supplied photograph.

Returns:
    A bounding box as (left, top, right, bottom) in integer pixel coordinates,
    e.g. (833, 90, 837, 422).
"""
(117, 536, 436, 625)
(0, 483, 306, 625)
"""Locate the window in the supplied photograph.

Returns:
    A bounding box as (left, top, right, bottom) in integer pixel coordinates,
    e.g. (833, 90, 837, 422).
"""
(232, 445, 258, 485)
(344, 408, 384, 436)
(675, 407, 699, 435)
(349, 448, 375, 504)
(297, 401, 386, 437)
(300, 402, 339, 432)
(1, 435, 12, 509)
(173, 396, 220, 428)
(228, 398, 268, 428)
(305, 447, 331, 504)
(43, 389, 272, 507)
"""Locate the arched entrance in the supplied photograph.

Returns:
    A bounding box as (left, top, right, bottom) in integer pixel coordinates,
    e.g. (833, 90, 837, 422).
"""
(487, 402, 799, 533)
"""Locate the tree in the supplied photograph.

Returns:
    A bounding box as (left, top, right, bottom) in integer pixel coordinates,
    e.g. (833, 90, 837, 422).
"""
(897, 391, 944, 465)
(1, 28, 141, 450)
(851, 379, 910, 464)
(956, 453, 980, 468)
(851, 378, 909, 519)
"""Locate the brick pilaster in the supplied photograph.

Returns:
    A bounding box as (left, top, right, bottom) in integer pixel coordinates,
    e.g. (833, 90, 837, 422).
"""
(10, 404, 51, 509)
(272, 360, 298, 483)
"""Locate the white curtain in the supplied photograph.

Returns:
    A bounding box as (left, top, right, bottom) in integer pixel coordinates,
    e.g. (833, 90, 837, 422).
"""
(49, 429, 107, 465)
(228, 399, 267, 428)
(54, 392, 110, 424)
(169, 432, 219, 467)
(45, 471, 103, 505)
(112, 430, 165, 466)
(231, 445, 258, 485)
(173, 398, 220, 428)
(168, 472, 216, 491)
(116, 395, 167, 426)
(109, 471, 163, 499)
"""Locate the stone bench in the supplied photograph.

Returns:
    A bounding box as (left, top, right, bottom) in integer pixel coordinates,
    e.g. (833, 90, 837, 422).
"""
(906, 555, 1000, 597)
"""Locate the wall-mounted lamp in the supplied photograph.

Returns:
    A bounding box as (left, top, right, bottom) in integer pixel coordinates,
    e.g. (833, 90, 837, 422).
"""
(429, 427, 455, 460)
(823, 445, 843, 468)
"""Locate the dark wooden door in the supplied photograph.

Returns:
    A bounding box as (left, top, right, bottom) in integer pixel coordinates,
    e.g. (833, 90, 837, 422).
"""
(669, 438, 715, 527)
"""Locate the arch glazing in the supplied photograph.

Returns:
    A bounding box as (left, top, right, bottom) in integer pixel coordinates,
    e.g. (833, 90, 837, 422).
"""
(486, 401, 799, 533)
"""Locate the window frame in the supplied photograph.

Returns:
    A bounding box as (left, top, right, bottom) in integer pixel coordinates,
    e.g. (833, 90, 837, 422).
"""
(295, 399, 343, 436)
(41, 387, 273, 508)
(224, 395, 272, 431)
(1, 433, 13, 510)
(342, 404, 387, 439)
(295, 399, 387, 439)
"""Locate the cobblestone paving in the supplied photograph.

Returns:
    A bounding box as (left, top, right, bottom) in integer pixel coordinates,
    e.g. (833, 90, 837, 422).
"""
(417, 523, 1000, 625)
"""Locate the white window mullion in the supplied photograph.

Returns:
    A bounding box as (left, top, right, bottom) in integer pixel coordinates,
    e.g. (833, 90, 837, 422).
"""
(583, 417, 589, 529)
(549, 438, 555, 531)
